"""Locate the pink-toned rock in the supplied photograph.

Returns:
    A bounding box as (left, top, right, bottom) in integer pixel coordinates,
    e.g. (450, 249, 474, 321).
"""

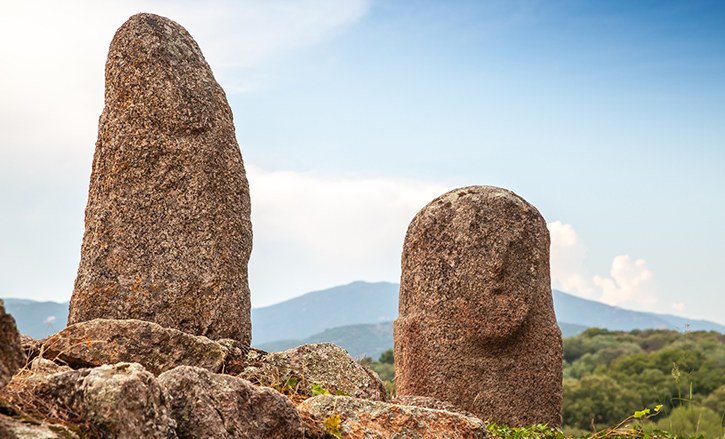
(0, 300, 24, 389)
(37, 319, 225, 376)
(394, 186, 563, 427)
(68, 12, 252, 344)
(237, 343, 387, 401)
(158, 366, 303, 439)
(298, 394, 488, 439)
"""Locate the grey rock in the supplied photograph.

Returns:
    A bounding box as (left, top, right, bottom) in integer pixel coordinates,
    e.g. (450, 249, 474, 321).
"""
(0, 413, 80, 439)
(394, 186, 563, 427)
(1, 300, 25, 389)
(159, 366, 303, 439)
(43, 363, 176, 438)
(3, 363, 177, 439)
(238, 343, 388, 401)
(37, 319, 225, 376)
(68, 12, 252, 344)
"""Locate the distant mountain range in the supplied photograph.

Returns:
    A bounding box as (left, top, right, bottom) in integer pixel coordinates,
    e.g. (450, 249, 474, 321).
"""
(251, 282, 398, 345)
(2, 298, 69, 339)
(3, 282, 723, 355)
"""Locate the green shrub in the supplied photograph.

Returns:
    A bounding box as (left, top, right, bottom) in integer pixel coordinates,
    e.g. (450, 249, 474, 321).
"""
(652, 405, 725, 438)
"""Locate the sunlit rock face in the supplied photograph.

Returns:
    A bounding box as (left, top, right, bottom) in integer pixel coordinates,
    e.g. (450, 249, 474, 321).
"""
(69, 13, 252, 344)
(394, 185, 563, 427)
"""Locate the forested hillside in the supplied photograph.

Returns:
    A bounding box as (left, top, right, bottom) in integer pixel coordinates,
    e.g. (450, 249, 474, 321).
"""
(562, 328, 725, 438)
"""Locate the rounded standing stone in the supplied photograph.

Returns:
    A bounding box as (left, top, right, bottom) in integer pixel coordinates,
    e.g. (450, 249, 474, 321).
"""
(394, 185, 563, 427)
(68, 13, 252, 344)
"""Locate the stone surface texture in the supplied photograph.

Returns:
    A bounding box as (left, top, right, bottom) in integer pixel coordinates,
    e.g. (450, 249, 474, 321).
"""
(158, 366, 304, 439)
(393, 395, 477, 418)
(68, 12, 253, 344)
(0, 413, 81, 439)
(298, 394, 488, 439)
(237, 343, 388, 401)
(37, 319, 225, 376)
(394, 185, 563, 427)
(7, 363, 177, 439)
(1, 300, 25, 389)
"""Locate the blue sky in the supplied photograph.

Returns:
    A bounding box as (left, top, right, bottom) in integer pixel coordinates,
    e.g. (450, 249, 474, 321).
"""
(1, 1, 723, 323)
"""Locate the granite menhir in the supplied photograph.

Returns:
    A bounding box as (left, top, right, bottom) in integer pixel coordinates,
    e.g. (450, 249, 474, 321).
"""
(69, 13, 253, 344)
(393, 186, 562, 427)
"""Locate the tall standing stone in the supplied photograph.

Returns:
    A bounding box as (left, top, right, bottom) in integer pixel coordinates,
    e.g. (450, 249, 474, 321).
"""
(69, 13, 253, 344)
(394, 186, 563, 427)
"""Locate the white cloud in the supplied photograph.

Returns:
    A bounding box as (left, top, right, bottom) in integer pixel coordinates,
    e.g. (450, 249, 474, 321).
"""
(246, 166, 451, 306)
(547, 220, 596, 297)
(0, 0, 370, 169)
(548, 221, 658, 309)
(672, 302, 685, 311)
(594, 255, 657, 307)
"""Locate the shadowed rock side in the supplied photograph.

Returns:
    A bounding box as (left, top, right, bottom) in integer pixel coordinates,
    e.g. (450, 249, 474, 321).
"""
(159, 366, 304, 439)
(394, 186, 563, 427)
(68, 13, 252, 343)
(0, 300, 24, 389)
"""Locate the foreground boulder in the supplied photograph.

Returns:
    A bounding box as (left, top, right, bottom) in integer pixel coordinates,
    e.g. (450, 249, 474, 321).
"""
(159, 366, 304, 439)
(69, 12, 253, 344)
(237, 343, 388, 401)
(36, 319, 225, 376)
(4, 362, 177, 439)
(0, 300, 24, 389)
(298, 394, 488, 439)
(394, 186, 563, 427)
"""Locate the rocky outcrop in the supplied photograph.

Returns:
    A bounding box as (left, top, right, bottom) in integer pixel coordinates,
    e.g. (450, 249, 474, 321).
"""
(0, 300, 25, 389)
(237, 343, 388, 401)
(68, 12, 253, 344)
(159, 366, 304, 439)
(298, 394, 488, 438)
(394, 185, 563, 427)
(36, 319, 225, 376)
(1, 335, 493, 438)
(4, 362, 177, 439)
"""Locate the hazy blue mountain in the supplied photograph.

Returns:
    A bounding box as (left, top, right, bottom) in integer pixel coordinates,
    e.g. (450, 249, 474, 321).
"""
(2, 298, 68, 339)
(558, 322, 589, 338)
(250, 282, 724, 348)
(4, 281, 723, 346)
(256, 321, 394, 360)
(642, 312, 725, 333)
(551, 291, 725, 333)
(251, 281, 398, 345)
(256, 320, 589, 359)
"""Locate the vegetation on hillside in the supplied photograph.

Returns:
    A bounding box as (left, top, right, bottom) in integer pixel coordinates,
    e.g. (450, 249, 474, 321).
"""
(362, 348, 394, 382)
(360, 328, 725, 439)
(563, 327, 725, 438)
